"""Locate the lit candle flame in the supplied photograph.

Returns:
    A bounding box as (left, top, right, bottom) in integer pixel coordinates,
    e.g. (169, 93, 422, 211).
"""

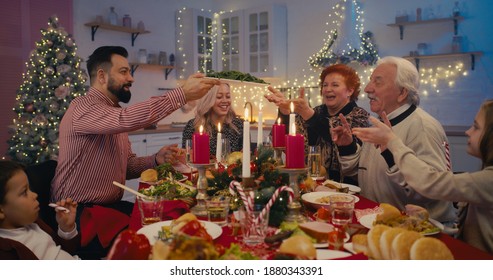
(218, 122, 221, 133)
(245, 107, 249, 121)
(199, 125, 203, 134)
(290, 102, 294, 113)
(277, 117, 281, 125)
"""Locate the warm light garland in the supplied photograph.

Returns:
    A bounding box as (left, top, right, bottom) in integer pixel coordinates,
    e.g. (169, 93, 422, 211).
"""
(175, 2, 466, 110)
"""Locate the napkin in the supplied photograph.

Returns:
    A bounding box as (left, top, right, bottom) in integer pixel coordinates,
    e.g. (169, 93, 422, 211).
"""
(333, 253, 368, 260)
(80, 205, 130, 248)
(161, 199, 190, 220)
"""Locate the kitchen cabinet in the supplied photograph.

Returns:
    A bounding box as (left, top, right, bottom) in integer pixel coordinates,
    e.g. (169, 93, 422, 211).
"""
(176, 5, 287, 79)
(175, 8, 216, 79)
(244, 4, 287, 78)
(84, 21, 150, 46)
(217, 10, 244, 72)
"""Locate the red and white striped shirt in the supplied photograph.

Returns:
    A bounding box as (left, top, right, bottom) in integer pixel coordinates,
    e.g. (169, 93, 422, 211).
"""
(51, 87, 186, 204)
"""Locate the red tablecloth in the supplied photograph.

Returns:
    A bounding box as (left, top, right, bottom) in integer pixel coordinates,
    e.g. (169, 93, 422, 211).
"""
(128, 193, 493, 260)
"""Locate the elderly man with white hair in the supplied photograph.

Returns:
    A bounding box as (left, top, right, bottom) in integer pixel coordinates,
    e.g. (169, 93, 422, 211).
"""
(331, 56, 456, 225)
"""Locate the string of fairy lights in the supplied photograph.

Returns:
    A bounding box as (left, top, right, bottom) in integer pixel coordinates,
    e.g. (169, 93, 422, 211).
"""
(175, 1, 467, 113)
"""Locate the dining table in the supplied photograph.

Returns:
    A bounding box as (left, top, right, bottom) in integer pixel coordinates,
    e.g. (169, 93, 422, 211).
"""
(128, 186, 493, 260)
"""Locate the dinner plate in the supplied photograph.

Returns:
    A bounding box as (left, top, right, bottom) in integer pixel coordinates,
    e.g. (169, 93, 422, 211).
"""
(301, 192, 360, 209)
(137, 220, 223, 245)
(320, 180, 361, 194)
(204, 77, 269, 87)
(316, 249, 352, 260)
(358, 213, 444, 236)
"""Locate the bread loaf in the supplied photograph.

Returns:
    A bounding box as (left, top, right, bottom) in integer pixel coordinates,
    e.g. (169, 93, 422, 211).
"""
(375, 203, 401, 224)
(351, 234, 368, 255)
(367, 224, 390, 259)
(141, 169, 158, 182)
(410, 237, 454, 260)
(379, 227, 405, 260)
(391, 230, 422, 260)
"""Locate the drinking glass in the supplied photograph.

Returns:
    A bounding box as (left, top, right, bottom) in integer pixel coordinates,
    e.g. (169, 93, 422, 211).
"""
(137, 196, 164, 226)
(184, 139, 193, 164)
(330, 194, 355, 227)
(308, 146, 321, 179)
(205, 196, 230, 226)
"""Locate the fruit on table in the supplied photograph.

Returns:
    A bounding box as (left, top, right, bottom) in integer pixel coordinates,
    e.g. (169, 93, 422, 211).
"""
(106, 229, 151, 260)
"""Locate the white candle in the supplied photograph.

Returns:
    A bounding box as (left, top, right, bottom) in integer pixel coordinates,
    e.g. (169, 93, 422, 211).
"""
(216, 122, 222, 162)
(257, 104, 263, 148)
(289, 102, 295, 136)
(242, 107, 251, 177)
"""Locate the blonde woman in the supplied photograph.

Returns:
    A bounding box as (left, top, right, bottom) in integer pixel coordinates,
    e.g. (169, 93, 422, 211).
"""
(181, 83, 244, 159)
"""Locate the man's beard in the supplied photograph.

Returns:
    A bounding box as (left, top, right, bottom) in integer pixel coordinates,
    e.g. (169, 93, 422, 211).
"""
(108, 78, 132, 103)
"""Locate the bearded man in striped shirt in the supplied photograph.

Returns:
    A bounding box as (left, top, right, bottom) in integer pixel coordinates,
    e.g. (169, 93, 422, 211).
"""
(50, 46, 219, 258)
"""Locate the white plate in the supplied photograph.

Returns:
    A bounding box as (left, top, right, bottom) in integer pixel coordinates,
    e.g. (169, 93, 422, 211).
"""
(301, 192, 360, 209)
(316, 249, 352, 260)
(137, 220, 223, 245)
(204, 77, 269, 87)
(343, 242, 357, 254)
(321, 180, 361, 194)
(358, 213, 444, 236)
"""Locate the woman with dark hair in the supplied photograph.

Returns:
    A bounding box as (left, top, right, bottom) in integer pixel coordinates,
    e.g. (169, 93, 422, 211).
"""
(265, 64, 369, 184)
(351, 100, 493, 253)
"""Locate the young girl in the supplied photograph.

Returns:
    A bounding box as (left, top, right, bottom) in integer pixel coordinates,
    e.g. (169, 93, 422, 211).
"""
(351, 100, 493, 254)
(0, 160, 79, 259)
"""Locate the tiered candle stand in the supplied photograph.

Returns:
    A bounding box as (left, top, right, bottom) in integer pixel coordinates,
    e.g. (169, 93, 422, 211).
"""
(278, 167, 309, 223)
(189, 162, 215, 217)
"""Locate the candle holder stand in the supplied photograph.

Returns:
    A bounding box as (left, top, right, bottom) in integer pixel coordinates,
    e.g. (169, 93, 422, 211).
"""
(189, 162, 215, 217)
(278, 167, 309, 223)
(273, 147, 285, 166)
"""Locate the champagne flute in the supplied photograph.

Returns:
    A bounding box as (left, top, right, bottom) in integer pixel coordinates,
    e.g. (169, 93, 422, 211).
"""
(184, 139, 195, 182)
(219, 138, 230, 167)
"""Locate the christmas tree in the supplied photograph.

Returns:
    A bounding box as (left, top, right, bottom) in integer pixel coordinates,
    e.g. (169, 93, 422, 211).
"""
(7, 15, 88, 165)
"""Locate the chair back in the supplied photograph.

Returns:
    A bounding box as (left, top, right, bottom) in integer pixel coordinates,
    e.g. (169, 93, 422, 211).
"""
(25, 160, 58, 229)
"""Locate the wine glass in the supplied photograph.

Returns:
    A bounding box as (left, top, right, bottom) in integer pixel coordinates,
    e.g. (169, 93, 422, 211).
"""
(184, 139, 196, 182)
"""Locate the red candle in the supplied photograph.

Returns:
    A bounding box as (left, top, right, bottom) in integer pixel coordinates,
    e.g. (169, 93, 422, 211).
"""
(272, 118, 286, 148)
(192, 125, 209, 164)
(286, 122, 305, 168)
(285, 134, 305, 168)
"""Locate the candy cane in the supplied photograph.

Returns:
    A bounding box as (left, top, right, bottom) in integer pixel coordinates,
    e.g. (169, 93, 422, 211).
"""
(256, 185, 294, 224)
(229, 180, 253, 213)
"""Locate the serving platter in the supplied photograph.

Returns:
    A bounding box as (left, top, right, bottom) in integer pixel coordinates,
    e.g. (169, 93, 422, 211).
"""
(301, 192, 360, 209)
(137, 220, 222, 245)
(204, 77, 270, 87)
